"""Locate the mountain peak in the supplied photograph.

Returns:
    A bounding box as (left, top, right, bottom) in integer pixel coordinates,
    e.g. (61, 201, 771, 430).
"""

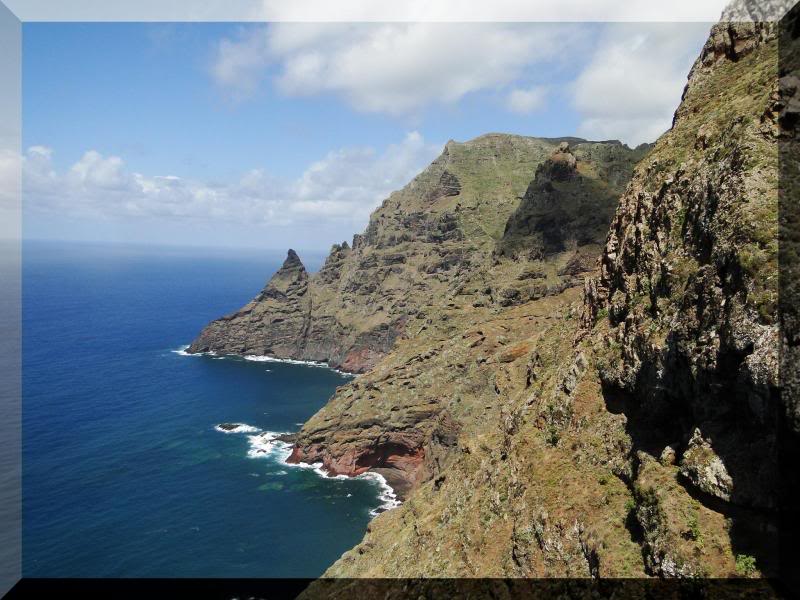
(282, 249, 305, 271)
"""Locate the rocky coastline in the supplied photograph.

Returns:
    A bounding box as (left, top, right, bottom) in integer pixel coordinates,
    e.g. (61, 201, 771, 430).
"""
(188, 0, 796, 581)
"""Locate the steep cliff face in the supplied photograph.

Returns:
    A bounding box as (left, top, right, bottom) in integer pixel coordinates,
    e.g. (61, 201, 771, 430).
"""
(189, 250, 311, 358)
(576, 12, 789, 577)
(582, 15, 783, 512)
(294, 4, 791, 585)
(499, 141, 648, 261)
(284, 139, 647, 488)
(189, 135, 645, 373)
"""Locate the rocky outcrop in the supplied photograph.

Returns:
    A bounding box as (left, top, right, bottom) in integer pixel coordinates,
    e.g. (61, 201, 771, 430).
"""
(190, 134, 646, 372)
(188, 249, 311, 357)
(286, 429, 428, 497)
(575, 6, 789, 577)
(679, 428, 734, 502)
(582, 12, 784, 516)
(498, 140, 649, 261)
(425, 170, 462, 202)
(290, 2, 792, 586)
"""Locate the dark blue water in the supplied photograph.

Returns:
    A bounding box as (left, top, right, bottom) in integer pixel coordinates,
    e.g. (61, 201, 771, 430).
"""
(22, 241, 381, 577)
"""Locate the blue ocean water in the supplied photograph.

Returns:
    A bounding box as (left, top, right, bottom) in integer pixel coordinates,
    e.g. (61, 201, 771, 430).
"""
(22, 241, 383, 578)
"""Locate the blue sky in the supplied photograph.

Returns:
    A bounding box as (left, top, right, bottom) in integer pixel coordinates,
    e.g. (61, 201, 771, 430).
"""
(24, 23, 585, 181)
(21, 21, 710, 251)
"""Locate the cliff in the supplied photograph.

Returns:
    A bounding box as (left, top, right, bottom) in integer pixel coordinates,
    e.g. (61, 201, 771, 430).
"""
(296, 2, 793, 584)
(189, 135, 647, 372)
(188, 0, 795, 584)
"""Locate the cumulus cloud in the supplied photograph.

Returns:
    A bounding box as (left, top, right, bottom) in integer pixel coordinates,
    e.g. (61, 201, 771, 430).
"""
(22, 132, 442, 232)
(212, 23, 579, 114)
(211, 22, 713, 146)
(211, 28, 273, 100)
(572, 23, 711, 146)
(505, 86, 548, 115)
(291, 131, 435, 219)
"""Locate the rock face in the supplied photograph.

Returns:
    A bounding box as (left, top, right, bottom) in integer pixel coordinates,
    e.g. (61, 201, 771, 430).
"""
(189, 134, 646, 372)
(191, 0, 795, 584)
(679, 428, 734, 501)
(291, 4, 792, 587)
(582, 12, 786, 516)
(499, 141, 647, 260)
(188, 250, 311, 358)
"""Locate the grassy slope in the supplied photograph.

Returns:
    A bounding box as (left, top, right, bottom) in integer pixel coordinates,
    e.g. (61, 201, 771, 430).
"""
(306, 28, 780, 581)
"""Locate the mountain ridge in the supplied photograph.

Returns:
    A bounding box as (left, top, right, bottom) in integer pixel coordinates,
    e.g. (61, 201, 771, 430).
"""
(296, 4, 792, 583)
(186, 0, 795, 583)
(188, 134, 649, 373)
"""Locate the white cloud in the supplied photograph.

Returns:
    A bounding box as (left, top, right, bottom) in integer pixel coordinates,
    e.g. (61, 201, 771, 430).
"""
(68, 150, 126, 188)
(291, 131, 432, 219)
(505, 86, 548, 115)
(212, 22, 713, 146)
(212, 23, 579, 114)
(211, 28, 273, 100)
(572, 23, 711, 146)
(22, 132, 442, 232)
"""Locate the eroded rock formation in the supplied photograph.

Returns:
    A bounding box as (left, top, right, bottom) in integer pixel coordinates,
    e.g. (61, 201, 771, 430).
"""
(189, 135, 646, 373)
(190, 0, 796, 585)
(295, 3, 793, 585)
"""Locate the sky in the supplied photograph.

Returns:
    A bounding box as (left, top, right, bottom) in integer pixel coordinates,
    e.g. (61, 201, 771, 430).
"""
(19, 21, 711, 251)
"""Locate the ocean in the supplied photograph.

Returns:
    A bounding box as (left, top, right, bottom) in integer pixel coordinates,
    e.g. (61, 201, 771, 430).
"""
(21, 240, 388, 578)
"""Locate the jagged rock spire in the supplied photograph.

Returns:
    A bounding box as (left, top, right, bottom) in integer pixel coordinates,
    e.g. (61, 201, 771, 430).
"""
(282, 248, 304, 270)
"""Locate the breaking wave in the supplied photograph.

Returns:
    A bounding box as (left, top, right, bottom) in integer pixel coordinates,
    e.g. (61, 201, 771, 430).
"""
(172, 346, 353, 377)
(215, 427, 401, 516)
(214, 423, 262, 434)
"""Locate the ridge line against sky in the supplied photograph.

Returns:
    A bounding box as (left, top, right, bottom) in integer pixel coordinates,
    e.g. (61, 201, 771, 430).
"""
(12, 20, 711, 250)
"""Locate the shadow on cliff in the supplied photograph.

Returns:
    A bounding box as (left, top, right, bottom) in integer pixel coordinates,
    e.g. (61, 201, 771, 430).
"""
(600, 330, 782, 576)
(498, 162, 624, 261)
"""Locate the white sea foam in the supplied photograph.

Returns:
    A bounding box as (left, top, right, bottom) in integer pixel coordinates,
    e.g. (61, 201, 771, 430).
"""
(245, 431, 293, 461)
(173, 345, 355, 377)
(360, 472, 402, 516)
(172, 345, 218, 357)
(242, 355, 334, 370)
(266, 442, 401, 515)
(240, 355, 276, 363)
(252, 355, 355, 377)
(223, 429, 401, 516)
(214, 423, 262, 434)
(287, 458, 341, 479)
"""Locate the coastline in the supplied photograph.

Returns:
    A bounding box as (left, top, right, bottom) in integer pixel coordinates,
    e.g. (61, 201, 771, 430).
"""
(173, 345, 357, 377)
(175, 347, 396, 515)
(244, 429, 402, 515)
